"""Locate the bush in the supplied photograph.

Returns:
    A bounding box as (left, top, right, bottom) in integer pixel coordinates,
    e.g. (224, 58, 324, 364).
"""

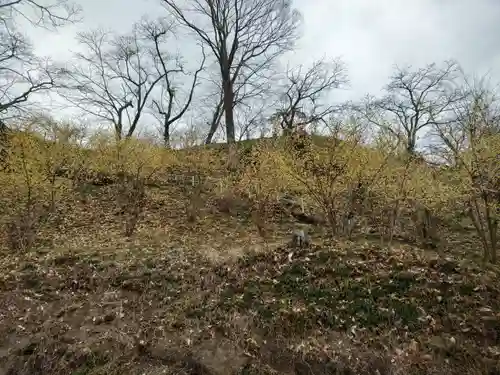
(0, 116, 497, 263)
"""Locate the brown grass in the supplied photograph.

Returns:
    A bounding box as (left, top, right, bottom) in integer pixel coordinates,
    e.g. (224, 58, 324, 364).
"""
(0, 175, 499, 375)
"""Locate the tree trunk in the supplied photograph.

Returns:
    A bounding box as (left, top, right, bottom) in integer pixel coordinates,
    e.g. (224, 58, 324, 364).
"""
(0, 119, 7, 134)
(163, 121, 171, 148)
(205, 119, 219, 145)
(205, 99, 224, 145)
(283, 126, 293, 137)
(114, 121, 123, 141)
(406, 132, 417, 155)
(222, 76, 235, 144)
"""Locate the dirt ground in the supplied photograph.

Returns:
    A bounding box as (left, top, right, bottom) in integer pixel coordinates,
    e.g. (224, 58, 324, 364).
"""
(0, 184, 499, 375)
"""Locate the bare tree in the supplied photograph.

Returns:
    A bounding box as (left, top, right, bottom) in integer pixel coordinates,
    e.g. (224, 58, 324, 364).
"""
(203, 89, 224, 144)
(162, 0, 300, 144)
(433, 74, 500, 162)
(0, 0, 80, 127)
(235, 100, 268, 141)
(203, 70, 276, 144)
(202, 66, 275, 144)
(433, 73, 500, 262)
(60, 27, 164, 139)
(141, 19, 206, 147)
(272, 58, 347, 135)
(361, 60, 462, 155)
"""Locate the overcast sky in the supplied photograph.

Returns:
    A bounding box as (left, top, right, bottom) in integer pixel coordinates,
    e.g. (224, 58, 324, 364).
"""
(22, 0, 500, 139)
(29, 0, 500, 100)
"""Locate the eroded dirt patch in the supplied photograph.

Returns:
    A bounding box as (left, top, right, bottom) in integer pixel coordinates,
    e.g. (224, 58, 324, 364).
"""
(0, 240, 499, 374)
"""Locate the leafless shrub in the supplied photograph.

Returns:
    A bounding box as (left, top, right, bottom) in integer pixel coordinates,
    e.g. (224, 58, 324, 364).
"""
(213, 193, 250, 217)
(181, 183, 207, 224)
(250, 201, 270, 239)
(116, 174, 147, 237)
(5, 213, 38, 251)
(4, 205, 50, 252)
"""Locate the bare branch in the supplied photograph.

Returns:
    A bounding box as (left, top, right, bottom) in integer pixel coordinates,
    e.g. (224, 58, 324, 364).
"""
(162, 0, 301, 143)
(204, 89, 224, 144)
(271, 58, 348, 135)
(0, 0, 82, 29)
(359, 60, 463, 155)
(58, 28, 164, 139)
(141, 18, 206, 147)
(0, 0, 81, 126)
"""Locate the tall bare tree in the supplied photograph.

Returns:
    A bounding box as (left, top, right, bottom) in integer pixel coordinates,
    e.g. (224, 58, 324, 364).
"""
(162, 0, 300, 144)
(141, 19, 206, 147)
(60, 27, 164, 139)
(0, 0, 80, 129)
(361, 60, 462, 155)
(272, 58, 347, 135)
(203, 68, 276, 144)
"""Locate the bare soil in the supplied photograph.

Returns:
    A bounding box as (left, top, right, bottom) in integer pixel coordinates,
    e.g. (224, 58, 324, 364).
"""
(0, 183, 499, 375)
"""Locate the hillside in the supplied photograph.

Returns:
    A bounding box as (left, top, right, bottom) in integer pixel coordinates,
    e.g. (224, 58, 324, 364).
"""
(1, 0, 500, 373)
(0, 167, 499, 375)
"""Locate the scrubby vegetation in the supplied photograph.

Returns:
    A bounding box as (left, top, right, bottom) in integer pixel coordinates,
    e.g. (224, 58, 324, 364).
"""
(1, 0, 499, 374)
(0, 116, 498, 374)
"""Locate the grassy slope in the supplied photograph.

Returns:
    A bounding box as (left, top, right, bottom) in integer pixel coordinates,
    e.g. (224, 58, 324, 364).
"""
(0, 178, 499, 374)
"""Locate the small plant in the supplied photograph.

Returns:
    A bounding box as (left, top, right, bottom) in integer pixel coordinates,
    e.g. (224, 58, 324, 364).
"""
(4, 203, 50, 252)
(121, 176, 147, 236)
(6, 212, 38, 251)
(184, 183, 205, 224)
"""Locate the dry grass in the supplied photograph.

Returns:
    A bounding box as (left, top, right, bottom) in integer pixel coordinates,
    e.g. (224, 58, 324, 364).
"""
(0, 178, 499, 375)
